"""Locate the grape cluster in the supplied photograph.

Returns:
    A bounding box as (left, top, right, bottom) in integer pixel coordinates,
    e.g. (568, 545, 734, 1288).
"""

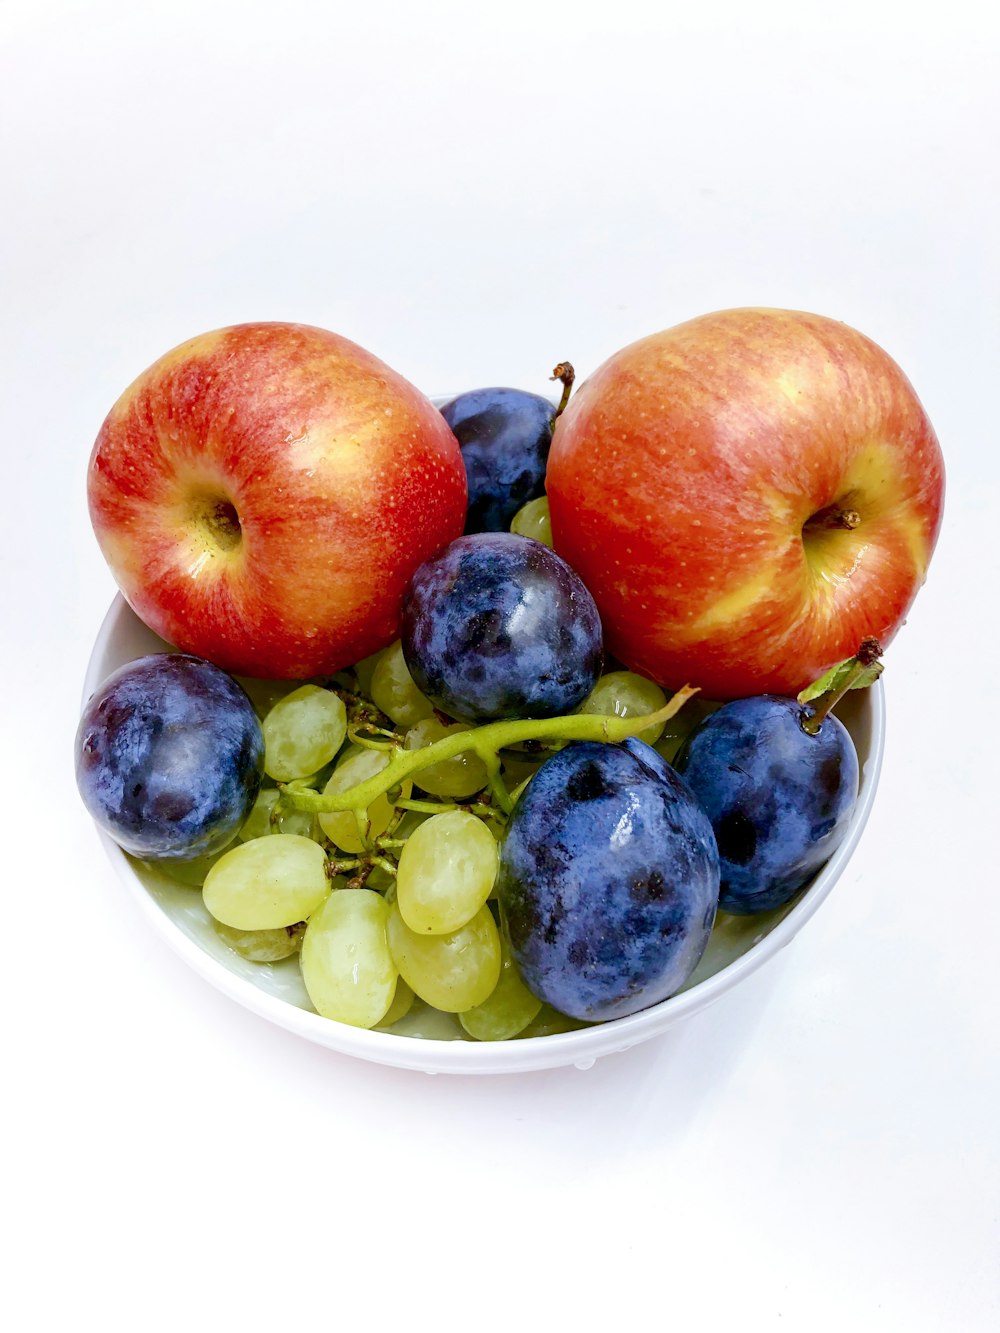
(144, 635, 564, 1036)
(77, 608, 729, 1036)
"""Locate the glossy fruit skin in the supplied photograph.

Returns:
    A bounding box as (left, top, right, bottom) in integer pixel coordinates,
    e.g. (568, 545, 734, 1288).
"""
(401, 533, 603, 723)
(76, 654, 264, 860)
(674, 695, 859, 914)
(497, 740, 720, 1021)
(439, 388, 555, 534)
(546, 308, 945, 698)
(88, 322, 467, 678)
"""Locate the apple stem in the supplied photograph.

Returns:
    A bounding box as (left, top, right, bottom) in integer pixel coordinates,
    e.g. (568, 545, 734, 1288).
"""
(286, 686, 699, 816)
(801, 637, 883, 735)
(804, 503, 862, 534)
(550, 362, 576, 419)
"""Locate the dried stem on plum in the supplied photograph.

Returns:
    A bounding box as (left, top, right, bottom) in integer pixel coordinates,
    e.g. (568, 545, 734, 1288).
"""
(801, 638, 883, 735)
(550, 361, 576, 419)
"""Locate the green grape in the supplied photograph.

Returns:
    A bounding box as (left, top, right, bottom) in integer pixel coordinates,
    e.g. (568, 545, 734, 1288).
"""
(300, 889, 397, 1028)
(517, 1004, 589, 1038)
(262, 684, 347, 782)
(396, 810, 498, 934)
(318, 748, 411, 853)
(155, 844, 232, 887)
(203, 835, 330, 930)
(235, 676, 299, 721)
(404, 717, 488, 798)
(376, 975, 415, 1028)
(577, 670, 668, 746)
(510, 495, 553, 547)
(386, 901, 501, 1012)
(394, 809, 431, 839)
(365, 861, 396, 893)
(654, 697, 721, 763)
(274, 804, 320, 840)
(239, 789, 280, 841)
(459, 936, 541, 1040)
(371, 640, 435, 728)
(499, 748, 544, 790)
(212, 919, 306, 962)
(239, 788, 320, 842)
(353, 648, 385, 700)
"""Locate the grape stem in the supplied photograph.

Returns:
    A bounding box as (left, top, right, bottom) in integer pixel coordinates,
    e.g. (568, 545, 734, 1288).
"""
(480, 747, 513, 814)
(324, 856, 364, 878)
(287, 687, 698, 815)
(393, 797, 507, 824)
(347, 723, 400, 752)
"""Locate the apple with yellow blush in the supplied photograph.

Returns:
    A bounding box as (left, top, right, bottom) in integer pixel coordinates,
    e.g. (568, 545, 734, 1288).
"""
(88, 322, 467, 678)
(545, 308, 944, 698)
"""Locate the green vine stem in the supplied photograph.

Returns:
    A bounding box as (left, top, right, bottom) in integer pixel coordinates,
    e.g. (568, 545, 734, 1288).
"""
(393, 797, 505, 823)
(347, 725, 400, 752)
(286, 686, 698, 816)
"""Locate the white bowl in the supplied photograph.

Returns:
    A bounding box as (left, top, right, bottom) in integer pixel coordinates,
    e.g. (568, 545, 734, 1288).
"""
(82, 595, 885, 1074)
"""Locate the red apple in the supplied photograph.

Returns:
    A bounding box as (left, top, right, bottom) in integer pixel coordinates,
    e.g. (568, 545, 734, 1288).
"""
(88, 322, 467, 678)
(546, 308, 944, 699)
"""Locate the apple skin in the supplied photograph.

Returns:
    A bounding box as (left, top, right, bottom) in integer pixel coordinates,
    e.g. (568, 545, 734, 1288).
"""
(545, 308, 945, 699)
(88, 323, 468, 678)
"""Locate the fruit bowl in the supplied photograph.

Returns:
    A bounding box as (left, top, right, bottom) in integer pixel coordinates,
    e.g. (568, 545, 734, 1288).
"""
(83, 594, 885, 1074)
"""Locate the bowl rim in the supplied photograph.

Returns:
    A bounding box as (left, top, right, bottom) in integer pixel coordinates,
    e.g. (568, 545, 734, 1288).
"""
(83, 593, 886, 1075)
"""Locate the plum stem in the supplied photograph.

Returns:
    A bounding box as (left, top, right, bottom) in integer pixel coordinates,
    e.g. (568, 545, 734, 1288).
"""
(287, 687, 699, 815)
(801, 638, 883, 735)
(550, 362, 576, 419)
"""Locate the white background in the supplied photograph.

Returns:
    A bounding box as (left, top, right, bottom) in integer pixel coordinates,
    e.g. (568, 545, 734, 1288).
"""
(3, 2, 998, 1329)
